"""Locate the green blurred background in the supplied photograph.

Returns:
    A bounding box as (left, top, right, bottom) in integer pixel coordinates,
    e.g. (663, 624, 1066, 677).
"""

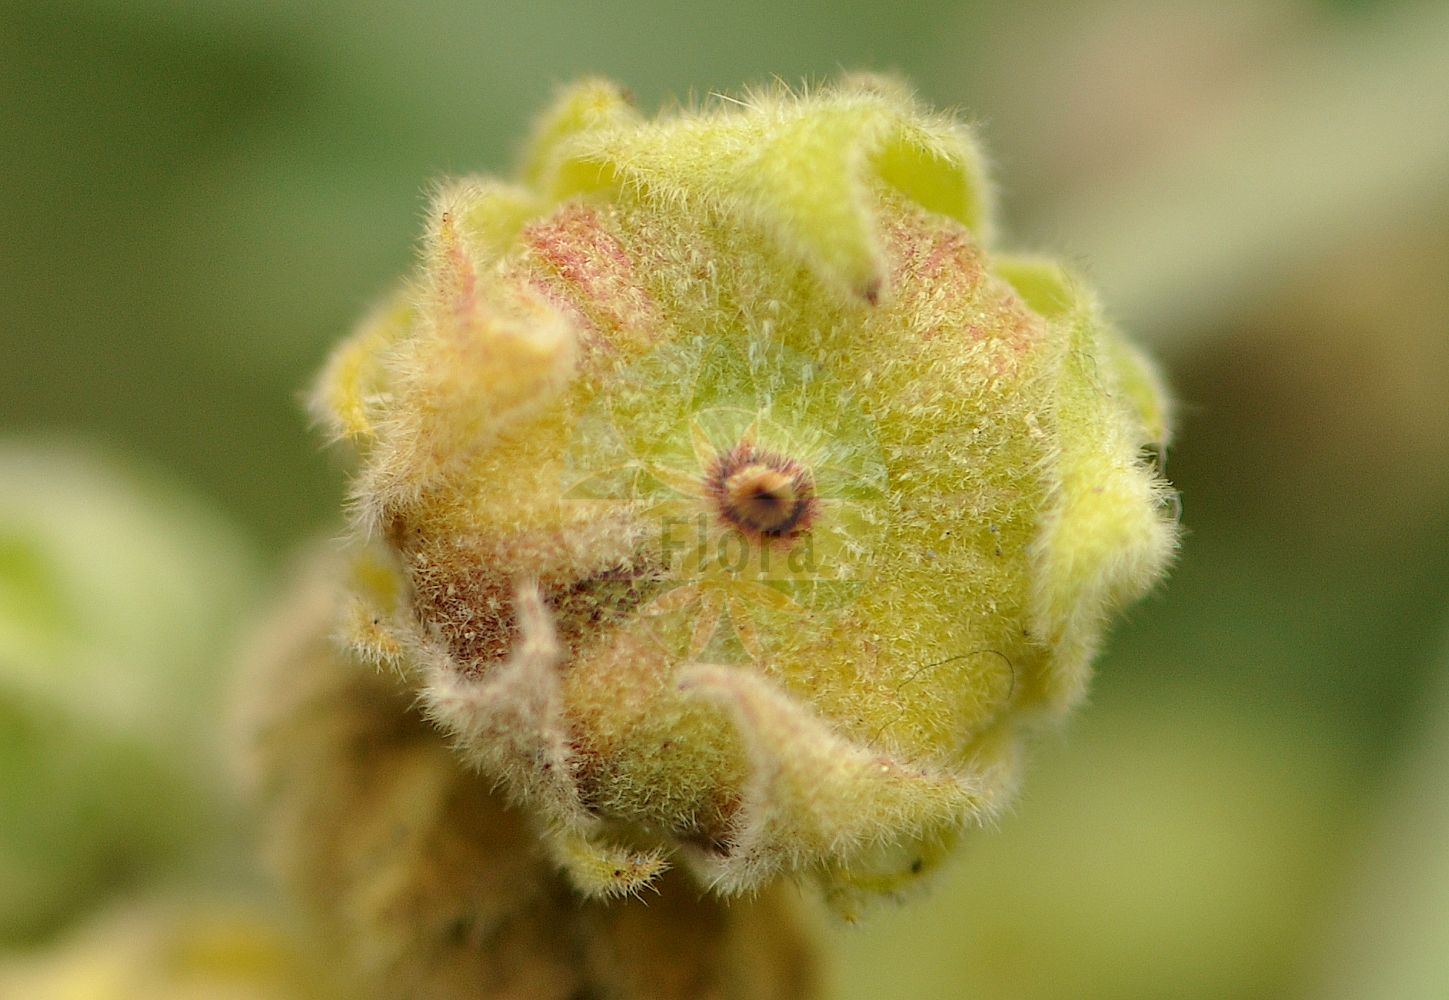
(3, 0, 1447, 996)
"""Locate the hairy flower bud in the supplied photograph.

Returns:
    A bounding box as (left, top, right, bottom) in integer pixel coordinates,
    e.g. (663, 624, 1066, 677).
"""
(303, 76, 1177, 920)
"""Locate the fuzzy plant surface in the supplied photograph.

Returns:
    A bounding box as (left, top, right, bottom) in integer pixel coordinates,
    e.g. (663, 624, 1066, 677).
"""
(248, 74, 1175, 991)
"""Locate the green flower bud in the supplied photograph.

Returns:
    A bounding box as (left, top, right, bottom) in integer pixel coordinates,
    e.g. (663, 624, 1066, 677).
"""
(306, 76, 1176, 918)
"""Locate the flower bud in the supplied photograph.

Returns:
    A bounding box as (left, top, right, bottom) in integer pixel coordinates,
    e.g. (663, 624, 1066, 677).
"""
(309, 76, 1177, 917)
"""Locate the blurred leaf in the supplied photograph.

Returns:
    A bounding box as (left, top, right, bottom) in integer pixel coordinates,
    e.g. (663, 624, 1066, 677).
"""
(1042, 0, 1449, 355)
(1310, 617, 1449, 999)
(0, 898, 341, 999)
(830, 688, 1355, 1000)
(0, 441, 260, 942)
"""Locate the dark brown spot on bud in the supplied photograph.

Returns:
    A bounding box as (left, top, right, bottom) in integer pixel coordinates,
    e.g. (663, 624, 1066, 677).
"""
(389, 518, 665, 676)
(705, 444, 816, 542)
